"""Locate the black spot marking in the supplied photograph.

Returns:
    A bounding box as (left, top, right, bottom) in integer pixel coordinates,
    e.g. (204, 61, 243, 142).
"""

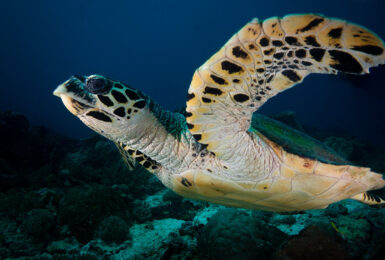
(204, 86, 223, 96)
(127, 149, 134, 155)
(266, 75, 274, 83)
(256, 68, 265, 73)
(127, 108, 132, 114)
(258, 79, 264, 85)
(202, 97, 212, 103)
(125, 89, 140, 100)
(98, 95, 114, 107)
(187, 93, 195, 101)
(136, 156, 144, 163)
(86, 111, 112, 122)
(111, 90, 128, 103)
(264, 48, 274, 55)
(309, 48, 325, 62)
(273, 52, 284, 59)
(221, 61, 244, 74)
(232, 46, 249, 58)
(282, 70, 301, 82)
(328, 50, 363, 73)
(259, 37, 270, 47)
(181, 177, 192, 187)
(133, 100, 146, 109)
(256, 96, 262, 101)
(66, 83, 93, 103)
(272, 40, 283, 47)
(304, 36, 320, 47)
(210, 74, 227, 85)
(143, 161, 151, 168)
(233, 94, 250, 102)
(295, 49, 307, 58)
(299, 18, 324, 33)
(74, 75, 86, 82)
(288, 64, 299, 69)
(285, 36, 301, 46)
(151, 165, 157, 170)
(301, 61, 313, 66)
(264, 60, 272, 64)
(113, 107, 126, 117)
(185, 112, 192, 117)
(114, 83, 124, 89)
(351, 45, 384, 55)
(287, 51, 293, 57)
(193, 134, 202, 141)
(328, 27, 343, 39)
(187, 123, 194, 129)
(233, 79, 240, 83)
(248, 44, 255, 50)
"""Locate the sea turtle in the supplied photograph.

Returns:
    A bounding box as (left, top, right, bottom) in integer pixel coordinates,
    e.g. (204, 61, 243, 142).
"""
(54, 14, 385, 212)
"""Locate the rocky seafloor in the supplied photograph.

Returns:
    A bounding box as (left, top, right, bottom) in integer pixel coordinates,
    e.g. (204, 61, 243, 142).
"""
(0, 110, 385, 260)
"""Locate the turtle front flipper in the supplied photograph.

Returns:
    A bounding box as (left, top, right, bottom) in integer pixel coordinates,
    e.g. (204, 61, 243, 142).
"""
(186, 14, 385, 164)
(115, 141, 161, 174)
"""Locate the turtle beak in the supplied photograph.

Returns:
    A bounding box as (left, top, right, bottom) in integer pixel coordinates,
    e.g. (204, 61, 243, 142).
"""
(54, 76, 95, 115)
(53, 82, 68, 97)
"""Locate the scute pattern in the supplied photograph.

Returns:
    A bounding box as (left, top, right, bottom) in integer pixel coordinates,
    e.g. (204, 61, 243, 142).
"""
(186, 14, 385, 160)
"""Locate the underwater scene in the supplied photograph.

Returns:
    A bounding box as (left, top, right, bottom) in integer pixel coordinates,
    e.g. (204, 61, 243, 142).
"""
(1, 0, 385, 259)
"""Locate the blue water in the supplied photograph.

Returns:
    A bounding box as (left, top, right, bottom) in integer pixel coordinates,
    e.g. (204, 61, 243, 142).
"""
(0, 0, 384, 146)
(1, 1, 385, 259)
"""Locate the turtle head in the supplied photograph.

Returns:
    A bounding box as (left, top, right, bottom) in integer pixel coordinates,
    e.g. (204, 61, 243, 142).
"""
(54, 75, 149, 140)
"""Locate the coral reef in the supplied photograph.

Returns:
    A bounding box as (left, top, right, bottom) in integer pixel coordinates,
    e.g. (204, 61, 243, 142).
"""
(0, 110, 385, 259)
(198, 208, 288, 259)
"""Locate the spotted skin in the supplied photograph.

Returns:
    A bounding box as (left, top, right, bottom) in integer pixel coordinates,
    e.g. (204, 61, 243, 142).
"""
(116, 141, 161, 173)
(186, 14, 385, 164)
(352, 191, 385, 206)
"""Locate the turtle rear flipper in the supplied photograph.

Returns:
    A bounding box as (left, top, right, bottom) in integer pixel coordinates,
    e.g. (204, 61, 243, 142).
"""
(352, 190, 385, 207)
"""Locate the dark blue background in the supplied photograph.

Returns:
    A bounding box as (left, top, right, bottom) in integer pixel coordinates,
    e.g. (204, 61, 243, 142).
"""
(1, 0, 384, 146)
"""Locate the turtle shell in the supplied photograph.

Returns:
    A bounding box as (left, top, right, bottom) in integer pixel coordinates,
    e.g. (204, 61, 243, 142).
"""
(251, 113, 348, 165)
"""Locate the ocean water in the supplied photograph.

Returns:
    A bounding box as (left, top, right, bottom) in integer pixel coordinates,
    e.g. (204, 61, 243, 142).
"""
(1, 0, 385, 259)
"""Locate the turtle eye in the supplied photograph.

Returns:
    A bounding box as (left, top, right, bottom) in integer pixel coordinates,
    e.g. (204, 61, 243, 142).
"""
(85, 75, 112, 95)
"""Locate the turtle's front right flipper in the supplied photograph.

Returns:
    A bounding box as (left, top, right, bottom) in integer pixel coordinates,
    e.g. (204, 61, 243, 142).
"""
(186, 14, 385, 164)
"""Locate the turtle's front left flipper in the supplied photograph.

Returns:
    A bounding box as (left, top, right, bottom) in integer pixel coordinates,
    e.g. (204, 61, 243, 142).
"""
(186, 14, 385, 163)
